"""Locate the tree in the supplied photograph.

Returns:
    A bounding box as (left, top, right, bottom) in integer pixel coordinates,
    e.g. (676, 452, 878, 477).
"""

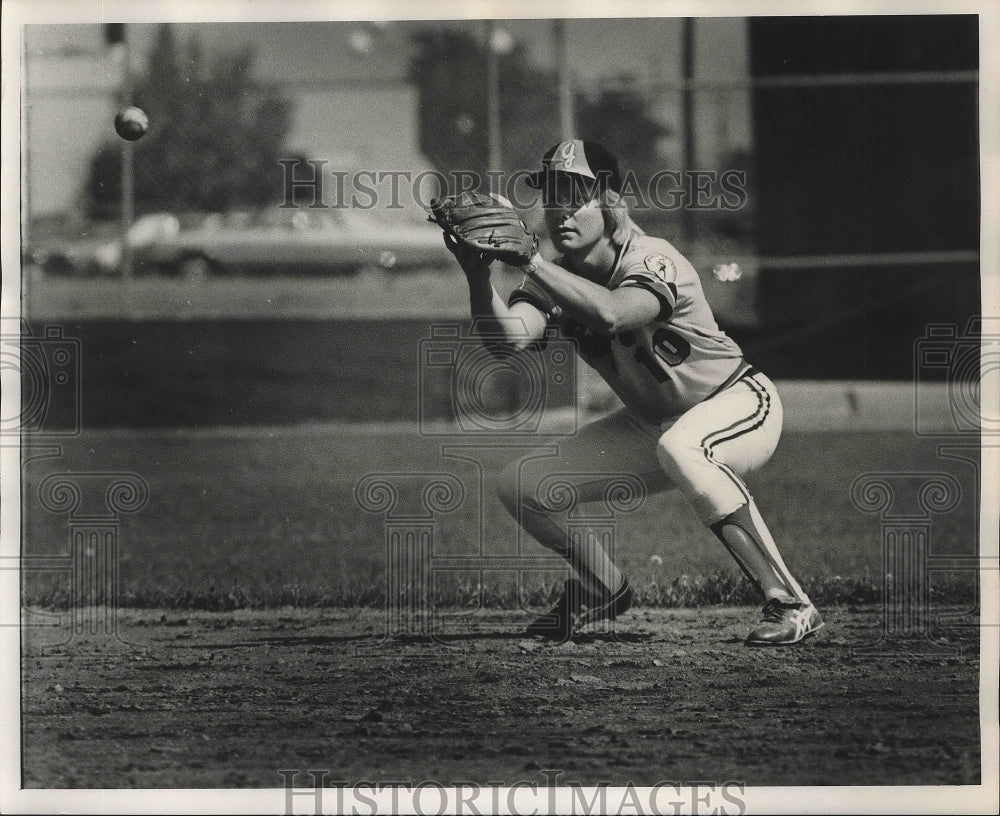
(408, 28, 559, 186)
(409, 30, 673, 207)
(575, 78, 672, 188)
(84, 25, 294, 219)
(409, 29, 489, 180)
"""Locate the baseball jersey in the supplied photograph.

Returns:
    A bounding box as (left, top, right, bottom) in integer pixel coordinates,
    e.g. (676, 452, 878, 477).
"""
(509, 229, 747, 423)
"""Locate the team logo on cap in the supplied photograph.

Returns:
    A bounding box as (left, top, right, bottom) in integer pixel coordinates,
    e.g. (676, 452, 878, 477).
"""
(559, 141, 578, 168)
(644, 253, 676, 281)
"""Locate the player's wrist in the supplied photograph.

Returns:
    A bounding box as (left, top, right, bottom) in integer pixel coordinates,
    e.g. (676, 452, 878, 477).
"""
(520, 253, 544, 276)
(463, 258, 493, 286)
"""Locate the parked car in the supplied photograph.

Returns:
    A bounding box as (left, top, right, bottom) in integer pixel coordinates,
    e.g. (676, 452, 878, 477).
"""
(34, 208, 455, 277)
(28, 229, 126, 278)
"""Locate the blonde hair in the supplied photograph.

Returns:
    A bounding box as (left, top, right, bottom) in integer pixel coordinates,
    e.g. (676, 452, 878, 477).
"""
(599, 188, 644, 246)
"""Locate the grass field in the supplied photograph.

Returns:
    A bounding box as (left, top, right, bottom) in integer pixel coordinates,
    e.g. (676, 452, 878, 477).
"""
(16, 409, 987, 794)
(22, 425, 979, 610)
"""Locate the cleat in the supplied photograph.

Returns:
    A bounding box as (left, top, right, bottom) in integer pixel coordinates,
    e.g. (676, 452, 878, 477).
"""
(525, 579, 586, 641)
(745, 596, 824, 646)
(576, 577, 634, 630)
(525, 578, 634, 641)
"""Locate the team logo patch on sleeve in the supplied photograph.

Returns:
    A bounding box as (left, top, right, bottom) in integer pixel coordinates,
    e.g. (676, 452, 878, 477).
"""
(644, 253, 677, 281)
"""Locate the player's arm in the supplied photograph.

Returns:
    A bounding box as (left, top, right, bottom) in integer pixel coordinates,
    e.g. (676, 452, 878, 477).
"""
(522, 255, 661, 334)
(448, 235, 548, 350)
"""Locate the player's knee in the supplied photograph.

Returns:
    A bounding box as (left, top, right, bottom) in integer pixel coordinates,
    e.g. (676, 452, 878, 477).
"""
(496, 465, 556, 518)
(655, 429, 698, 477)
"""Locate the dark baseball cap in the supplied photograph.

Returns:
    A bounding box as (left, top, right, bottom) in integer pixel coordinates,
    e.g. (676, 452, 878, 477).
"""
(525, 140, 623, 194)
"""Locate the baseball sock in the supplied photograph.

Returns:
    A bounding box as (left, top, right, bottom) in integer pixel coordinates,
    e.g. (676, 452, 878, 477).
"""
(565, 530, 627, 603)
(710, 500, 809, 603)
(519, 501, 624, 601)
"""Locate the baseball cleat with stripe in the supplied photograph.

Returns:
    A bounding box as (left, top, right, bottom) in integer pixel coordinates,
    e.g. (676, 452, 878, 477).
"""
(745, 596, 824, 646)
(525, 577, 634, 641)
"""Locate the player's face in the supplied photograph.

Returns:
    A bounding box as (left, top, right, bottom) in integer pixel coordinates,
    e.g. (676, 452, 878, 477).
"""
(542, 175, 605, 253)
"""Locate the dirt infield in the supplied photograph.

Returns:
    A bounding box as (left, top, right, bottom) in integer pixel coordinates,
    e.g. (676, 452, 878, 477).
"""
(21, 605, 980, 789)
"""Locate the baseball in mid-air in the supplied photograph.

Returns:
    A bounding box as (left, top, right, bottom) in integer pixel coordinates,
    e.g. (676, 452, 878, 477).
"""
(348, 28, 373, 55)
(114, 106, 149, 141)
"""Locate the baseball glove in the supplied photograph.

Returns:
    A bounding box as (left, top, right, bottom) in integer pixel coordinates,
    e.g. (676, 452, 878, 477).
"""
(429, 192, 538, 267)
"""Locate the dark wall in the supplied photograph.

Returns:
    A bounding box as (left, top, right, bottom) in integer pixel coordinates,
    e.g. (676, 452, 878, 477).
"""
(749, 15, 980, 373)
(32, 319, 573, 430)
(26, 314, 955, 432)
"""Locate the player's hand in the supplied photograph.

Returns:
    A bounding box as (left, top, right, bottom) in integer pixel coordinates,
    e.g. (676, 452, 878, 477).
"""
(429, 192, 537, 269)
(443, 231, 492, 282)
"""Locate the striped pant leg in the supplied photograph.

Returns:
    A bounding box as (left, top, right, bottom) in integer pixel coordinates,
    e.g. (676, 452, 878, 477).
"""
(655, 372, 782, 524)
(655, 373, 808, 601)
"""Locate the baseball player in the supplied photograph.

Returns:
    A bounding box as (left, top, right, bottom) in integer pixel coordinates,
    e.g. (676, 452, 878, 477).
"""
(433, 140, 823, 646)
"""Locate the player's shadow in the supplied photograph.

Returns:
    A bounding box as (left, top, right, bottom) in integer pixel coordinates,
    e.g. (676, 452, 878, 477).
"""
(193, 630, 653, 648)
(199, 631, 531, 648)
(572, 631, 651, 644)
(185, 635, 380, 648)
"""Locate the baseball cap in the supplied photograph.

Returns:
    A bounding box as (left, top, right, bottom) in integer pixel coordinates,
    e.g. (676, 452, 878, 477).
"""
(525, 140, 623, 194)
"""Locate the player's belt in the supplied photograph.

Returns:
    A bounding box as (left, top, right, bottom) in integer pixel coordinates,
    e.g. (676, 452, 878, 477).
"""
(705, 360, 759, 400)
